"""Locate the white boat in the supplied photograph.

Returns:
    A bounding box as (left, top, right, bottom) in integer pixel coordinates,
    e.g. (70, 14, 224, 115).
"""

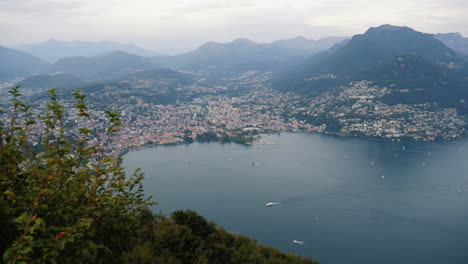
(293, 240, 304, 245)
(265, 202, 280, 207)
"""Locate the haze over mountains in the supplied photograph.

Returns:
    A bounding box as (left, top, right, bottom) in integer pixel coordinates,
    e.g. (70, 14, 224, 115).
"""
(17, 39, 158, 63)
(0, 45, 49, 80)
(1, 25, 468, 114)
(435, 33, 468, 55)
(0, 35, 347, 83)
(52, 51, 159, 80)
(15, 73, 84, 91)
(155, 36, 348, 71)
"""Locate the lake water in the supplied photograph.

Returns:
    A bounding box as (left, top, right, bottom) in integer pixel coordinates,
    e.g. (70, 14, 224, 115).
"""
(123, 133, 468, 264)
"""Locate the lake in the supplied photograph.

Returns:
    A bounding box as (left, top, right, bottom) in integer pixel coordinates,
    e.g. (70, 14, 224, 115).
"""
(122, 133, 468, 264)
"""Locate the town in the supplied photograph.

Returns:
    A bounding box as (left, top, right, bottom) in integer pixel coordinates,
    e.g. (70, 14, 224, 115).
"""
(1, 78, 466, 157)
(301, 81, 466, 141)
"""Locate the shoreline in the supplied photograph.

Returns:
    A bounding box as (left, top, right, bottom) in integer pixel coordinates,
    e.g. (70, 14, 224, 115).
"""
(118, 129, 467, 158)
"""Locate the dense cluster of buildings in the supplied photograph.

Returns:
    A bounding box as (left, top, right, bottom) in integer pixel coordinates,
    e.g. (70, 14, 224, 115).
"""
(1, 78, 466, 156)
(304, 81, 466, 140)
(104, 89, 305, 156)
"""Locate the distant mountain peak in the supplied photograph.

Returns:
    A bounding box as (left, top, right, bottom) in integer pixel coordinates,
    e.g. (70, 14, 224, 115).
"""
(229, 38, 261, 48)
(17, 39, 158, 63)
(0, 45, 50, 76)
(436, 32, 464, 39)
(435, 32, 468, 56)
(194, 39, 262, 53)
(197, 41, 224, 50)
(373, 24, 411, 31)
(365, 24, 414, 35)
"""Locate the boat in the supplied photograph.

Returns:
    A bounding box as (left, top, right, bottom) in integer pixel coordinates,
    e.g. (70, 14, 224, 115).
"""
(265, 202, 280, 207)
(293, 240, 304, 245)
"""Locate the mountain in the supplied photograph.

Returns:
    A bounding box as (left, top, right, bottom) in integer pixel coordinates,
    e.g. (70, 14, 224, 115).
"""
(273, 25, 468, 99)
(435, 33, 468, 56)
(65, 68, 198, 107)
(0, 45, 50, 81)
(154, 37, 346, 72)
(356, 54, 468, 107)
(114, 68, 194, 84)
(270, 36, 348, 55)
(15, 73, 84, 90)
(52, 51, 160, 80)
(314, 25, 461, 75)
(17, 39, 158, 63)
(156, 39, 268, 70)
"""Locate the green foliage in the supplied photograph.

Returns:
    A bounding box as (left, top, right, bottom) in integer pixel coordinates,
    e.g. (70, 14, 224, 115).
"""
(0, 86, 153, 264)
(182, 130, 194, 144)
(196, 132, 253, 144)
(195, 131, 219, 142)
(123, 210, 320, 264)
(171, 210, 216, 238)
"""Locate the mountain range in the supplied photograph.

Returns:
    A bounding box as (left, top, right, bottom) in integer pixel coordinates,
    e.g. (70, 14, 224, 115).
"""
(51, 51, 160, 80)
(0, 45, 50, 81)
(15, 73, 85, 91)
(0, 36, 346, 84)
(0, 49, 162, 85)
(435, 33, 468, 55)
(273, 25, 468, 109)
(154, 36, 348, 72)
(2, 26, 468, 113)
(17, 39, 158, 63)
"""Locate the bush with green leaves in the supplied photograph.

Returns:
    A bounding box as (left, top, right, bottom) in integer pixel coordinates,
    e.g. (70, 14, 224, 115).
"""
(123, 210, 320, 264)
(0, 86, 154, 264)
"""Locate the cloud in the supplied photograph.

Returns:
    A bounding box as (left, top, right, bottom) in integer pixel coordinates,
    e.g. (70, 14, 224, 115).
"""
(427, 16, 456, 21)
(0, 0, 82, 15)
(0, 0, 467, 54)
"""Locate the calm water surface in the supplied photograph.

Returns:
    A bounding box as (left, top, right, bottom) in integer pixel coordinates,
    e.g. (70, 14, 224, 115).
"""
(123, 133, 468, 264)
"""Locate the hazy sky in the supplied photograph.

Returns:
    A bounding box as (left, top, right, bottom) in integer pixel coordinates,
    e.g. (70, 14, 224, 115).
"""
(1, 0, 467, 54)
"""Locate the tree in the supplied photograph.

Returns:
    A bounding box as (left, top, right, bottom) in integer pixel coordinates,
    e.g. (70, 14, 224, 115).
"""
(171, 210, 216, 238)
(0, 86, 154, 264)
